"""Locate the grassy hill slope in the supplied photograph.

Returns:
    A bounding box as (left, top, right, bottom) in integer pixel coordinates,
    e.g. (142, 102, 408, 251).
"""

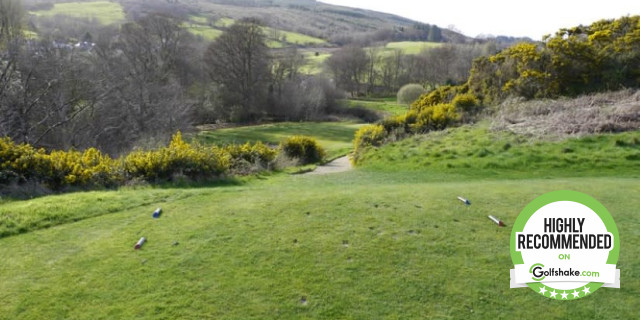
(24, 0, 470, 45)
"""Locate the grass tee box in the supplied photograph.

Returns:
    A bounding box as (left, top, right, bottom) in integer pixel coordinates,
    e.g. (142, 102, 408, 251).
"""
(29, 1, 125, 25)
(0, 173, 638, 318)
(194, 122, 364, 159)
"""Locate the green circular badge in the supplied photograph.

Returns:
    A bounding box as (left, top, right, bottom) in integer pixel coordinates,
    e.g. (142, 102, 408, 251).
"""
(510, 190, 619, 300)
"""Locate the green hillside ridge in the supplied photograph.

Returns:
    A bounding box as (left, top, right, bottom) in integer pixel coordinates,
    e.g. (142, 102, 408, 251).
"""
(357, 123, 640, 180)
(25, 0, 468, 46)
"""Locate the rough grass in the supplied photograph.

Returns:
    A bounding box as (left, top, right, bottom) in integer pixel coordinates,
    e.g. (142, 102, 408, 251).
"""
(343, 98, 409, 117)
(194, 122, 364, 160)
(384, 41, 442, 55)
(29, 1, 125, 25)
(493, 89, 640, 138)
(0, 172, 638, 319)
(358, 123, 640, 180)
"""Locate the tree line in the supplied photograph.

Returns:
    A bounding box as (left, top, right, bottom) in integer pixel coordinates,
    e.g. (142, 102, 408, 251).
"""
(325, 42, 497, 97)
(0, 1, 343, 155)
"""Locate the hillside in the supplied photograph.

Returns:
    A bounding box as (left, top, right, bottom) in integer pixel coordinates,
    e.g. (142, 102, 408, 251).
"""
(24, 0, 472, 46)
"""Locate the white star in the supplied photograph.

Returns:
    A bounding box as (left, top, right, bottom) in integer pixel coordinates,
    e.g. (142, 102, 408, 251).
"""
(582, 286, 591, 295)
(561, 291, 569, 299)
(549, 290, 558, 298)
(538, 286, 547, 295)
(572, 290, 580, 298)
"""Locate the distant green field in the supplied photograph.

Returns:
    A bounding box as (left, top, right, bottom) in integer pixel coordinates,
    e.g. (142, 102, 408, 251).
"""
(262, 27, 326, 46)
(385, 41, 442, 55)
(300, 52, 331, 74)
(213, 17, 235, 28)
(275, 29, 326, 45)
(183, 16, 324, 47)
(189, 15, 209, 25)
(194, 122, 364, 159)
(30, 1, 125, 25)
(184, 24, 223, 41)
(344, 98, 409, 117)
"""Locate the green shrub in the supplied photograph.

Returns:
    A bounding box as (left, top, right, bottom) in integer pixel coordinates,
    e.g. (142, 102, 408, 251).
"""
(280, 136, 326, 165)
(397, 84, 426, 105)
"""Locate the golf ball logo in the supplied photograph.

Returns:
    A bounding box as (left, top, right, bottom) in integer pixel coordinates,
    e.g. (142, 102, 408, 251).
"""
(510, 191, 620, 300)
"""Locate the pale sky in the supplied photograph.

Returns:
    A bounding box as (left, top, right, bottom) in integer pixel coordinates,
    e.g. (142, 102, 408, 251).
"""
(319, 0, 639, 40)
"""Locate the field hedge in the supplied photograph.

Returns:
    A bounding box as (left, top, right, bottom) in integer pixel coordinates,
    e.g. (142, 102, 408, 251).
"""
(0, 132, 321, 192)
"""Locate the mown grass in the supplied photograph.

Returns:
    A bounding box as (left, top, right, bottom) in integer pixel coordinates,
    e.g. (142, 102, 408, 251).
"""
(29, 1, 125, 25)
(358, 123, 640, 180)
(385, 41, 442, 55)
(343, 98, 409, 117)
(194, 122, 364, 160)
(0, 171, 638, 319)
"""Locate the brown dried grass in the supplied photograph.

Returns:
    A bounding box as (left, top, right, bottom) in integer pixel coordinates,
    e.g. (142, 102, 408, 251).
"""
(491, 89, 640, 139)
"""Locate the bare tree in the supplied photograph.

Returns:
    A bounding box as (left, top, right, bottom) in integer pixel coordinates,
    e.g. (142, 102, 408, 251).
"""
(365, 46, 381, 94)
(91, 14, 195, 153)
(204, 18, 271, 121)
(326, 45, 369, 96)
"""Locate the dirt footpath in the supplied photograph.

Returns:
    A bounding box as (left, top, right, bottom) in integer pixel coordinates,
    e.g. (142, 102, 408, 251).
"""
(305, 156, 352, 175)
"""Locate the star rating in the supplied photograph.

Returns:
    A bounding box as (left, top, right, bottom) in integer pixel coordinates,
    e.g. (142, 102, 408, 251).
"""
(549, 290, 557, 298)
(561, 291, 569, 299)
(582, 286, 591, 295)
(538, 286, 547, 295)
(572, 290, 580, 298)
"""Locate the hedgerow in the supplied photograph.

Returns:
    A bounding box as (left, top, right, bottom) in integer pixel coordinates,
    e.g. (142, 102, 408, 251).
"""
(1, 132, 287, 192)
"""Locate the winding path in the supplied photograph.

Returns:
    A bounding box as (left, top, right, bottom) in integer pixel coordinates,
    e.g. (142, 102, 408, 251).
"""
(305, 156, 353, 175)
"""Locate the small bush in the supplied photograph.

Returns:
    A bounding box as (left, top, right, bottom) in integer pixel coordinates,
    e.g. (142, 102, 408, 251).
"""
(397, 84, 426, 105)
(225, 142, 278, 173)
(280, 136, 326, 165)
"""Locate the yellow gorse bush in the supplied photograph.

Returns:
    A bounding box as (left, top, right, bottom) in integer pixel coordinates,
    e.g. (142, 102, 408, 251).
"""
(224, 141, 278, 169)
(123, 132, 231, 181)
(280, 135, 326, 165)
(1, 132, 281, 190)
